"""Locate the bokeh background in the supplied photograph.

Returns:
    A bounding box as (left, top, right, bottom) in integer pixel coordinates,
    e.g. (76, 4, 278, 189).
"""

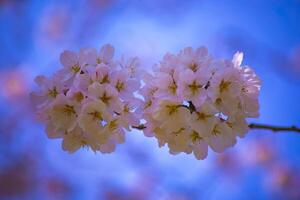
(1, 0, 300, 199)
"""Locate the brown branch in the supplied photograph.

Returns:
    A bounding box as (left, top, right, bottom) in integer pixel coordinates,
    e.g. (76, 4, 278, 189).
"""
(248, 123, 300, 133)
(132, 123, 300, 133)
(132, 124, 146, 130)
(131, 103, 300, 133)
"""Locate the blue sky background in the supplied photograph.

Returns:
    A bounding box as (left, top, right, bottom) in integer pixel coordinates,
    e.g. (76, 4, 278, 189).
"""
(0, 1, 300, 199)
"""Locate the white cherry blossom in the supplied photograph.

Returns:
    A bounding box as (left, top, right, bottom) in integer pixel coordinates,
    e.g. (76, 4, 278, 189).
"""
(117, 99, 141, 130)
(46, 94, 78, 133)
(88, 82, 121, 113)
(207, 119, 237, 153)
(190, 102, 218, 137)
(238, 67, 261, 117)
(77, 44, 115, 66)
(188, 129, 209, 160)
(153, 53, 181, 76)
(153, 72, 180, 101)
(59, 50, 83, 81)
(30, 75, 64, 110)
(153, 100, 191, 132)
(90, 66, 111, 85)
(119, 56, 144, 78)
(178, 46, 211, 72)
(78, 100, 111, 136)
(98, 119, 126, 153)
(167, 128, 192, 155)
(177, 69, 210, 107)
(62, 126, 86, 153)
(111, 70, 140, 100)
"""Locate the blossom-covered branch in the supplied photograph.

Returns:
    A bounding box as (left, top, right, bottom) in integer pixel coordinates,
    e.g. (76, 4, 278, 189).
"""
(133, 123, 300, 133)
(30, 44, 266, 160)
(134, 102, 300, 133)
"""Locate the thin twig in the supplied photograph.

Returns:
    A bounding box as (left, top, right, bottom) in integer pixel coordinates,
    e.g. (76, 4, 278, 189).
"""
(248, 123, 300, 133)
(132, 124, 146, 130)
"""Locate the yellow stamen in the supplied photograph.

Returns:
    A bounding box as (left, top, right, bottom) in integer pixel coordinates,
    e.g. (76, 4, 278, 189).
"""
(123, 104, 130, 113)
(196, 112, 212, 121)
(115, 80, 124, 92)
(215, 98, 222, 105)
(63, 105, 76, 116)
(100, 92, 111, 104)
(108, 119, 118, 131)
(211, 125, 221, 136)
(48, 87, 58, 98)
(190, 131, 203, 142)
(100, 74, 109, 84)
(189, 62, 199, 72)
(88, 111, 103, 120)
(71, 63, 80, 73)
(219, 79, 231, 93)
(188, 81, 202, 95)
(168, 82, 177, 94)
(166, 105, 179, 115)
(73, 92, 84, 102)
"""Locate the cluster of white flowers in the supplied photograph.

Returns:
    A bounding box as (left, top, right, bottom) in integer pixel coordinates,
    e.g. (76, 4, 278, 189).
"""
(31, 44, 142, 153)
(140, 47, 261, 160)
(31, 44, 261, 159)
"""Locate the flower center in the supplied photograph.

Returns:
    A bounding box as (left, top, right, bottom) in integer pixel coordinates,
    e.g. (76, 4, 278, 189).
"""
(115, 80, 124, 92)
(100, 74, 110, 84)
(211, 125, 221, 136)
(166, 104, 179, 115)
(189, 62, 199, 72)
(63, 105, 76, 116)
(100, 92, 111, 104)
(168, 82, 177, 94)
(172, 127, 185, 136)
(123, 104, 130, 113)
(219, 79, 231, 93)
(48, 87, 58, 98)
(196, 112, 212, 121)
(190, 131, 203, 142)
(73, 92, 84, 102)
(88, 111, 103, 120)
(188, 81, 202, 95)
(71, 63, 80, 73)
(108, 119, 118, 131)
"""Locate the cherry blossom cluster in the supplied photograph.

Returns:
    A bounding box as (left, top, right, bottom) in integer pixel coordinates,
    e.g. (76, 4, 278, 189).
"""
(31, 44, 142, 153)
(31, 44, 261, 160)
(140, 47, 261, 160)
